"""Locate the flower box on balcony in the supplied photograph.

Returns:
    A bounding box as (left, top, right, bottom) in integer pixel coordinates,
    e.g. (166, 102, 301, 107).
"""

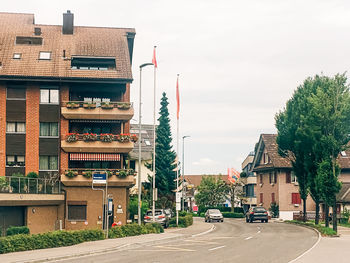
(82, 133, 98, 142)
(82, 171, 92, 178)
(117, 170, 128, 178)
(66, 133, 78, 143)
(100, 134, 114, 142)
(116, 103, 131, 110)
(66, 102, 80, 109)
(83, 103, 96, 109)
(101, 102, 114, 109)
(65, 170, 78, 178)
(116, 134, 131, 142)
(130, 134, 138, 142)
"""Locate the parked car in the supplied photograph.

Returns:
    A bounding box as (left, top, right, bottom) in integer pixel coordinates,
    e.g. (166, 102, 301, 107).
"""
(144, 209, 170, 228)
(246, 207, 269, 223)
(205, 209, 224, 223)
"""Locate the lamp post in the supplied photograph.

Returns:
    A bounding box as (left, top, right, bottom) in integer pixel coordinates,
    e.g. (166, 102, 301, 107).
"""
(138, 63, 153, 225)
(182, 135, 190, 211)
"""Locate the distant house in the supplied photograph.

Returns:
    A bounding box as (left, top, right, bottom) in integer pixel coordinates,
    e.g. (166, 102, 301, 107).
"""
(241, 151, 257, 211)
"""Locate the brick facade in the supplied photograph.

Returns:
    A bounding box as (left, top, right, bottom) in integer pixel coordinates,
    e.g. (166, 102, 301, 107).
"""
(25, 86, 40, 174)
(60, 86, 69, 174)
(0, 83, 6, 176)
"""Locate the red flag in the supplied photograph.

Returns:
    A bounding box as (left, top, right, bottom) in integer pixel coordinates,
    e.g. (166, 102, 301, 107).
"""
(152, 47, 157, 68)
(176, 75, 180, 120)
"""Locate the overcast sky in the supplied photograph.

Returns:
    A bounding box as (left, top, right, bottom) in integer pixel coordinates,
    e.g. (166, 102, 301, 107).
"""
(3, 0, 350, 175)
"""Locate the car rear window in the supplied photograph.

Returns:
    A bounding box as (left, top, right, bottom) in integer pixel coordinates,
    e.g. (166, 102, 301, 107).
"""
(254, 207, 266, 212)
(146, 210, 162, 216)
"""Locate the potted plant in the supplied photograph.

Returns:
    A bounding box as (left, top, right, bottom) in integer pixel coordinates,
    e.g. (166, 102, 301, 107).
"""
(130, 134, 138, 142)
(82, 171, 92, 178)
(107, 170, 113, 177)
(82, 133, 97, 141)
(128, 169, 135, 176)
(116, 102, 131, 110)
(100, 134, 114, 142)
(83, 102, 96, 109)
(65, 170, 78, 178)
(66, 102, 80, 109)
(66, 133, 78, 143)
(117, 170, 128, 178)
(101, 102, 114, 109)
(116, 133, 130, 142)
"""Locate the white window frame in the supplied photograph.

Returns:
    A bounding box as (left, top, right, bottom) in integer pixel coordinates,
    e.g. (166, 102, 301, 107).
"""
(39, 51, 51, 60)
(6, 122, 26, 133)
(13, 53, 21, 59)
(40, 88, 59, 104)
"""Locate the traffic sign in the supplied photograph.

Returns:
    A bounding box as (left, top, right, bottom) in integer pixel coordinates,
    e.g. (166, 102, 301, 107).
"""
(92, 171, 107, 184)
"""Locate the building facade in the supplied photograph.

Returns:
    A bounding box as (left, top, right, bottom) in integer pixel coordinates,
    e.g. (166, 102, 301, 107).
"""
(0, 11, 136, 234)
(241, 151, 257, 211)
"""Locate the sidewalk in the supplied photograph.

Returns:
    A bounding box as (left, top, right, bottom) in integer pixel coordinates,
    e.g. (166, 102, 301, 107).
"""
(0, 217, 213, 263)
(293, 225, 350, 263)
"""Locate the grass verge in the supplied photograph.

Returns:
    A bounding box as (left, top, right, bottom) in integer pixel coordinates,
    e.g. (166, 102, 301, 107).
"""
(285, 220, 337, 236)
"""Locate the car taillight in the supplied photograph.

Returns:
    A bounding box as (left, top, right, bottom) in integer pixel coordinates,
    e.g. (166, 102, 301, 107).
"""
(158, 215, 165, 219)
(250, 212, 254, 215)
(144, 216, 150, 219)
(265, 212, 268, 214)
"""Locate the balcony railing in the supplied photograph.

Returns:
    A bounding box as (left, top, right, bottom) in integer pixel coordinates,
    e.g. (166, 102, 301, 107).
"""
(61, 101, 134, 120)
(64, 168, 136, 177)
(0, 176, 62, 194)
(61, 133, 136, 153)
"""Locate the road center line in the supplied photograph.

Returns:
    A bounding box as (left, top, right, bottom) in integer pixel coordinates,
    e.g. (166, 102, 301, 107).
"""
(245, 236, 253, 240)
(208, 245, 226, 251)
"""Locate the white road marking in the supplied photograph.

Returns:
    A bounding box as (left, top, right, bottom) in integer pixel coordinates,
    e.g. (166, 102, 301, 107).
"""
(208, 245, 226, 251)
(191, 225, 216, 237)
(184, 240, 218, 244)
(245, 236, 253, 240)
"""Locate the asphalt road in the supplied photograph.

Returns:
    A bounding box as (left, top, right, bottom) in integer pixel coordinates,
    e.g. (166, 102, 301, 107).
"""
(54, 218, 318, 263)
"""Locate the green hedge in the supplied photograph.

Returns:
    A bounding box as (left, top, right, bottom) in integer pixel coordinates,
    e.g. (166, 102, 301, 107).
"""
(6, 226, 30, 236)
(108, 223, 164, 239)
(222, 212, 244, 218)
(169, 214, 193, 228)
(198, 206, 244, 214)
(0, 229, 104, 254)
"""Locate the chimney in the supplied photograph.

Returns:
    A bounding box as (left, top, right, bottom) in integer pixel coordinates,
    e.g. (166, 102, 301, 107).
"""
(62, 10, 74, 35)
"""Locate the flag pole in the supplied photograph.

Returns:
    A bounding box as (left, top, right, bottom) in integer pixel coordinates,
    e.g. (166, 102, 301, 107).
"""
(152, 46, 157, 222)
(176, 74, 180, 227)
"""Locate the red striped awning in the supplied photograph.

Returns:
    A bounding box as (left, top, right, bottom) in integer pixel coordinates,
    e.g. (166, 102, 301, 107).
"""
(70, 153, 120, 161)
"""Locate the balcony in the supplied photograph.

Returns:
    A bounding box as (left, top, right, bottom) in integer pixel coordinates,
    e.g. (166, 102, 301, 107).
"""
(0, 176, 64, 205)
(61, 101, 134, 121)
(61, 133, 136, 153)
(61, 169, 135, 187)
(246, 176, 257, 185)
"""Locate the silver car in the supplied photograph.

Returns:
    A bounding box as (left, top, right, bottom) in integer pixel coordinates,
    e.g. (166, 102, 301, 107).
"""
(144, 209, 170, 228)
(205, 209, 224, 223)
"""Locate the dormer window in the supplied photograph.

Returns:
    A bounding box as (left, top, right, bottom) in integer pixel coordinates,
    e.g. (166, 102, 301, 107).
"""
(16, 36, 42, 45)
(341, 151, 347, 157)
(39, 52, 51, 60)
(13, 53, 21, 59)
(71, 56, 116, 70)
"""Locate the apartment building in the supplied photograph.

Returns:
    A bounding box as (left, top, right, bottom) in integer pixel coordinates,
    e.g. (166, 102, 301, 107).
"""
(0, 11, 136, 234)
(241, 151, 257, 211)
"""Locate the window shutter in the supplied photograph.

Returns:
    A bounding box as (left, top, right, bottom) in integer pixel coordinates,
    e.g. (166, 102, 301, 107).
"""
(269, 173, 272, 184)
(292, 193, 296, 204)
(274, 171, 277, 183)
(286, 171, 291, 183)
(260, 193, 263, 203)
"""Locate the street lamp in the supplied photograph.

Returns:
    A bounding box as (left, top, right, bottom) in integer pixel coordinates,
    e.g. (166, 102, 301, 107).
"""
(138, 62, 153, 225)
(182, 135, 190, 211)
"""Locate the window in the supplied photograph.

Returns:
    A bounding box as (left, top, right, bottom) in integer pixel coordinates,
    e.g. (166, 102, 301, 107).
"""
(39, 156, 58, 170)
(291, 172, 297, 183)
(6, 155, 25, 166)
(16, 36, 42, 45)
(259, 174, 263, 184)
(292, 193, 301, 204)
(68, 205, 87, 221)
(82, 161, 112, 169)
(6, 122, 25, 133)
(286, 171, 291, 183)
(260, 193, 264, 203)
(263, 153, 269, 164)
(269, 172, 277, 184)
(71, 56, 116, 70)
(40, 122, 58, 137)
(39, 51, 51, 60)
(271, 193, 275, 203)
(40, 89, 59, 104)
(13, 53, 21, 59)
(7, 87, 26, 99)
(130, 160, 136, 170)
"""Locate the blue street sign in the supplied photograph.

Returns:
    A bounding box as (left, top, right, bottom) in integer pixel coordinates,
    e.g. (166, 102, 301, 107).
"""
(92, 171, 107, 184)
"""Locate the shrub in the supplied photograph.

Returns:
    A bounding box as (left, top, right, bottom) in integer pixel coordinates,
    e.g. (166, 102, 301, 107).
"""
(222, 212, 244, 218)
(199, 212, 205, 217)
(169, 214, 193, 228)
(269, 202, 279, 218)
(121, 224, 143, 236)
(10, 173, 25, 193)
(6, 226, 30, 236)
(108, 223, 163, 239)
(0, 229, 104, 254)
(198, 206, 232, 214)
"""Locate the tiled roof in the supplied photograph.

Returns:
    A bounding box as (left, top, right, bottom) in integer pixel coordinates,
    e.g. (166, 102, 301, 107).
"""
(337, 183, 350, 202)
(0, 12, 135, 82)
(253, 134, 350, 171)
(184, 175, 230, 188)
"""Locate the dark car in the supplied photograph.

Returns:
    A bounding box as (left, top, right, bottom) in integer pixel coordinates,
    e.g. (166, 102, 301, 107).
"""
(246, 207, 269, 223)
(205, 209, 224, 223)
(144, 209, 170, 228)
